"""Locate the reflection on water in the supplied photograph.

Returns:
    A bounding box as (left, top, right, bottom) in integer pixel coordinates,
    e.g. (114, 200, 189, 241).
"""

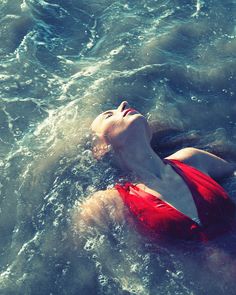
(1, 0, 236, 294)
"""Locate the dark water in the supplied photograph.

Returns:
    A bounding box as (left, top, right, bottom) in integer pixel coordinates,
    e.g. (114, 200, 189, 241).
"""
(1, 0, 236, 294)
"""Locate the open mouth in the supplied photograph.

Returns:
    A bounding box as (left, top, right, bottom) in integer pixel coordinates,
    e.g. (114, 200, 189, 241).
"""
(123, 108, 136, 117)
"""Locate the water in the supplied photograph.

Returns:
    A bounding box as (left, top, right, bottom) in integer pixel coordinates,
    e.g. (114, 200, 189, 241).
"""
(1, 0, 236, 294)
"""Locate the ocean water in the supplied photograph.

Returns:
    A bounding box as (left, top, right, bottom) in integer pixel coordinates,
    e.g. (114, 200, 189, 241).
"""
(1, 0, 236, 294)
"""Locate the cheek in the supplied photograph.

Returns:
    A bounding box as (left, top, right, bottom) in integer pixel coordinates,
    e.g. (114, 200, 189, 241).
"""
(106, 122, 127, 146)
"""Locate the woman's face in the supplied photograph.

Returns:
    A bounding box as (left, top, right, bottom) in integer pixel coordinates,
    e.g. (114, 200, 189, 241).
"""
(91, 101, 151, 149)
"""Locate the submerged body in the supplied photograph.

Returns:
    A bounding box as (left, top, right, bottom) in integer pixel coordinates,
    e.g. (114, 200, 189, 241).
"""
(74, 101, 236, 242)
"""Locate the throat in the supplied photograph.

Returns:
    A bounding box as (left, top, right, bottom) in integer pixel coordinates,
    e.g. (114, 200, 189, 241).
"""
(117, 149, 165, 181)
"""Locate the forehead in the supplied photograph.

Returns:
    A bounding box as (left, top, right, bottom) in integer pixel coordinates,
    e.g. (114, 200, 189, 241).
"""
(91, 112, 108, 133)
(91, 114, 101, 130)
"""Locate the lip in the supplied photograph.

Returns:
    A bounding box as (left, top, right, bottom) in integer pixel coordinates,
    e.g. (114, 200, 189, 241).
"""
(123, 108, 137, 117)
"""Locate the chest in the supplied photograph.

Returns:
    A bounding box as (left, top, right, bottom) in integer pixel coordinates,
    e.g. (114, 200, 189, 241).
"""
(135, 168, 199, 220)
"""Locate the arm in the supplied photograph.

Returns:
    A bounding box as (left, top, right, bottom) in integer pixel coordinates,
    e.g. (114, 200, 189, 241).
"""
(166, 147, 236, 180)
(72, 189, 125, 234)
(71, 189, 145, 290)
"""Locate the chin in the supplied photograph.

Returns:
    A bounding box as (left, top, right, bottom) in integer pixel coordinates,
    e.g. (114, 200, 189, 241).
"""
(126, 115, 150, 136)
(127, 113, 146, 123)
(129, 113, 148, 127)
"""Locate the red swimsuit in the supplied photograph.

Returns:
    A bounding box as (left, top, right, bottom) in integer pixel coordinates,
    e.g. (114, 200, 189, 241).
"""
(115, 159, 236, 241)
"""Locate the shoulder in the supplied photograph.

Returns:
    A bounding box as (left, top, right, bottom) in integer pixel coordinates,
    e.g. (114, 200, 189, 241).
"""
(72, 188, 125, 233)
(80, 188, 122, 210)
(78, 188, 123, 215)
(166, 147, 235, 179)
(166, 147, 206, 168)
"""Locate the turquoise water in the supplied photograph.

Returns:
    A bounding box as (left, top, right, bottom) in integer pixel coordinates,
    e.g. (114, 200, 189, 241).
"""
(1, 0, 236, 294)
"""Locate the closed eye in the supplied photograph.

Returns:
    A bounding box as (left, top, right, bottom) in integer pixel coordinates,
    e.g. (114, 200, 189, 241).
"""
(103, 111, 113, 119)
(105, 113, 112, 119)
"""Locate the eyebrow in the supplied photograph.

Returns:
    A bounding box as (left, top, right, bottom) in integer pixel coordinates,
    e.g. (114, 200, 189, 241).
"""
(102, 110, 113, 116)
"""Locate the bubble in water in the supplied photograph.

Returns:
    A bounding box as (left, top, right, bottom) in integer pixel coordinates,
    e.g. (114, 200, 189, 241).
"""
(87, 42, 94, 49)
(5, 162, 11, 169)
(25, 79, 33, 85)
(84, 239, 95, 251)
(138, 35, 144, 40)
(98, 274, 108, 286)
(110, 45, 125, 56)
(123, 4, 130, 10)
(172, 270, 184, 279)
(130, 263, 139, 273)
(110, 49, 118, 55)
(62, 267, 68, 276)
(191, 96, 197, 101)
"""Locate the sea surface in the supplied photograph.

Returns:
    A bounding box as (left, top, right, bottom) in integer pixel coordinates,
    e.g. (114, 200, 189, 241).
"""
(1, 0, 236, 294)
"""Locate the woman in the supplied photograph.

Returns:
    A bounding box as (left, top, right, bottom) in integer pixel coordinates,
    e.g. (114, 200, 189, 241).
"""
(74, 101, 236, 242)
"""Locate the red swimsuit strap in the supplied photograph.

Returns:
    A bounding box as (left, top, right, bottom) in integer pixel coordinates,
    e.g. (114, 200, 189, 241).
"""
(163, 159, 236, 226)
(115, 159, 236, 241)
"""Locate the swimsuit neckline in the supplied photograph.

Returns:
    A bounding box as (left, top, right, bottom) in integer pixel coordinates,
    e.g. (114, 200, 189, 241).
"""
(126, 179, 200, 227)
(115, 158, 235, 240)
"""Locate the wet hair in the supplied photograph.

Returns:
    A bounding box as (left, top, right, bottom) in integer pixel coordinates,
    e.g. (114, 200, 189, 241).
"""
(85, 131, 110, 160)
(150, 120, 236, 162)
(149, 121, 200, 158)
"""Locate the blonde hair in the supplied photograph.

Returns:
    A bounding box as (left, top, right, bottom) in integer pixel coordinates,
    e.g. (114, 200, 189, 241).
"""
(89, 132, 112, 160)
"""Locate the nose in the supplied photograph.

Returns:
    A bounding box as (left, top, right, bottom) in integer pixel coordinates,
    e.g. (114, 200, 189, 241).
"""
(118, 101, 129, 112)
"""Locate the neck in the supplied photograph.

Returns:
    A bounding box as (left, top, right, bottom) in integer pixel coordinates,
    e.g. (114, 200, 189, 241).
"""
(114, 137, 165, 183)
